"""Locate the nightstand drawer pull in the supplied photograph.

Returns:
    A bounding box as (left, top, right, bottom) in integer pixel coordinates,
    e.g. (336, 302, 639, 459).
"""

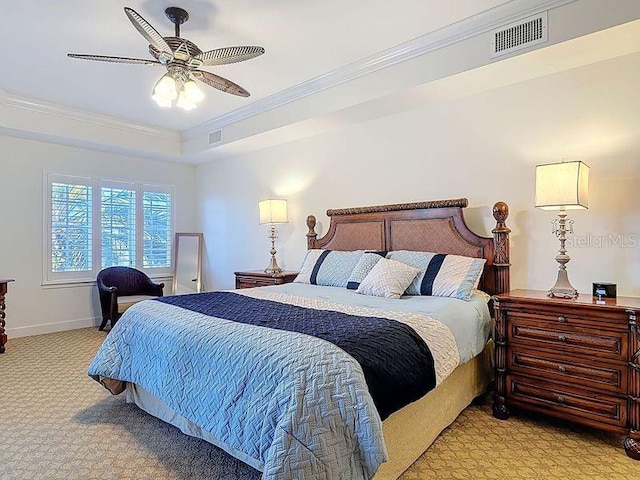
(558, 334, 566, 342)
(556, 395, 565, 403)
(558, 365, 566, 372)
(558, 315, 566, 323)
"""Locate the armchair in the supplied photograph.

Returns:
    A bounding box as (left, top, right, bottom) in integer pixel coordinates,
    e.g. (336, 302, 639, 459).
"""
(97, 266, 164, 330)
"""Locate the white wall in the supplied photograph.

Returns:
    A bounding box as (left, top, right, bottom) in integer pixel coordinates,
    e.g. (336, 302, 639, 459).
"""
(0, 136, 197, 337)
(196, 52, 640, 297)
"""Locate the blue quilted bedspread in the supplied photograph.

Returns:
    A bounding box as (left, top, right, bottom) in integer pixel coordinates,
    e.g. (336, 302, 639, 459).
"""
(158, 291, 436, 419)
(87, 291, 438, 479)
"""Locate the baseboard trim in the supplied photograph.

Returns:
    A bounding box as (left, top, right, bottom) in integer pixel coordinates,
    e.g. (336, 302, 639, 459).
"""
(8, 317, 100, 338)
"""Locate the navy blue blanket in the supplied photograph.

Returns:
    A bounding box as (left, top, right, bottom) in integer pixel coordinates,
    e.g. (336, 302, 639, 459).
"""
(157, 291, 436, 419)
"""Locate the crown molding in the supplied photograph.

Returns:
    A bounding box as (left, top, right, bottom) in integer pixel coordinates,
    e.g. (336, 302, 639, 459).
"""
(183, 0, 576, 141)
(0, 88, 185, 161)
(0, 89, 178, 140)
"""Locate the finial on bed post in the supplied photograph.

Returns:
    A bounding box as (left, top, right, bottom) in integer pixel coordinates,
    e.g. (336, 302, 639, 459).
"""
(492, 202, 511, 294)
(306, 215, 317, 250)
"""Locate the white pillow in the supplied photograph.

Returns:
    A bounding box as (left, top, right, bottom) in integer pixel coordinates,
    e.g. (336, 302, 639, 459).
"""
(356, 258, 420, 299)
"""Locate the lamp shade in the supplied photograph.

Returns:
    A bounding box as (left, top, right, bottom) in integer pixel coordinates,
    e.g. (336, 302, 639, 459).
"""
(535, 161, 589, 210)
(259, 199, 288, 224)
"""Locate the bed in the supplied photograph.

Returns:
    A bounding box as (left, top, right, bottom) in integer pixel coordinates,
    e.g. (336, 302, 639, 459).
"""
(89, 198, 511, 480)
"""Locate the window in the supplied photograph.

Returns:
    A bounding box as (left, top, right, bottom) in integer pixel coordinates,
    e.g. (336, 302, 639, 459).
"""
(143, 191, 172, 268)
(45, 174, 173, 284)
(101, 186, 136, 268)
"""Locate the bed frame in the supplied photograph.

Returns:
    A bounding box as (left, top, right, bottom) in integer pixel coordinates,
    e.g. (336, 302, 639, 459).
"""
(129, 198, 511, 480)
(306, 198, 511, 296)
(305, 198, 511, 479)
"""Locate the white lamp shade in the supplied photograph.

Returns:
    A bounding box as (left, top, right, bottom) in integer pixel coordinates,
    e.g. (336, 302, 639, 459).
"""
(535, 161, 589, 210)
(183, 79, 205, 104)
(176, 89, 197, 111)
(259, 199, 288, 224)
(152, 74, 178, 102)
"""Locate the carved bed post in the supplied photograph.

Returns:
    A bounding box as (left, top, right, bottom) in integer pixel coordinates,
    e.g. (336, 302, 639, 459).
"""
(492, 296, 510, 420)
(306, 215, 317, 250)
(492, 202, 511, 294)
(491, 202, 511, 420)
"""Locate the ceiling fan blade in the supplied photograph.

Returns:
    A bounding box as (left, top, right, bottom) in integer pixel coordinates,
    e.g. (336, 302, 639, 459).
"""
(68, 54, 162, 65)
(196, 46, 265, 66)
(124, 7, 173, 57)
(193, 71, 250, 97)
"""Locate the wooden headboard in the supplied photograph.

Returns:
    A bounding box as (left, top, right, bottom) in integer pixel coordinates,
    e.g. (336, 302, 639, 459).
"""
(305, 198, 511, 296)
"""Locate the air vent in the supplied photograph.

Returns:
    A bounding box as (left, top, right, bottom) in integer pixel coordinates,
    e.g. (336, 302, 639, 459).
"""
(209, 129, 223, 144)
(491, 12, 548, 58)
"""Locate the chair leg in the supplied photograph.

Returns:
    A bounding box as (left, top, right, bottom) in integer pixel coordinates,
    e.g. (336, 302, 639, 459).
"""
(99, 317, 109, 331)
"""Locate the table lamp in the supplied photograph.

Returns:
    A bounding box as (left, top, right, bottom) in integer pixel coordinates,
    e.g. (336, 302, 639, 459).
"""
(535, 160, 589, 298)
(259, 199, 288, 275)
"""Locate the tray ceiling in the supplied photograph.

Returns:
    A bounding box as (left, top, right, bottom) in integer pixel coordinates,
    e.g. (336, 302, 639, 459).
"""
(2, 0, 509, 131)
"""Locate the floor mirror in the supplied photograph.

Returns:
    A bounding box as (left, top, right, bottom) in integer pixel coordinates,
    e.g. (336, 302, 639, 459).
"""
(172, 233, 203, 294)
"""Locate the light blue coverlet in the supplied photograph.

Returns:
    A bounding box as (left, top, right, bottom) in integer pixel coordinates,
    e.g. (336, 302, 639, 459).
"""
(88, 299, 386, 480)
(88, 285, 488, 479)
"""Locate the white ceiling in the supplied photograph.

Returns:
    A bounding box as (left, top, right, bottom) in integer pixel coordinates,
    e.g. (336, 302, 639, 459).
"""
(2, 0, 509, 131)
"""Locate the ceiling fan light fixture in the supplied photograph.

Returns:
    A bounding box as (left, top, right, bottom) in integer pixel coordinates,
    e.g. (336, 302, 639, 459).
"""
(152, 94, 172, 108)
(176, 89, 197, 111)
(182, 79, 205, 104)
(152, 74, 178, 103)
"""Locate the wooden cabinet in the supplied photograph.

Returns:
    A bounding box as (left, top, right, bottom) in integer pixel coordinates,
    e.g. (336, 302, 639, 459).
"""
(0, 279, 15, 354)
(234, 270, 298, 289)
(492, 289, 640, 460)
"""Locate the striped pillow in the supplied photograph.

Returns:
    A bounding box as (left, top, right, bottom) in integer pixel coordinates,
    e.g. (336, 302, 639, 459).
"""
(386, 250, 486, 301)
(294, 250, 364, 287)
(346, 251, 387, 290)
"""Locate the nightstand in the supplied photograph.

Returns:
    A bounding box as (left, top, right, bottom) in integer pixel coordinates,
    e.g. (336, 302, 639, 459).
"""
(492, 289, 640, 460)
(234, 270, 298, 289)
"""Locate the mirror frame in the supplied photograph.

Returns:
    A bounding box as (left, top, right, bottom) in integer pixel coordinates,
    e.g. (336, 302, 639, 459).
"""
(172, 232, 203, 294)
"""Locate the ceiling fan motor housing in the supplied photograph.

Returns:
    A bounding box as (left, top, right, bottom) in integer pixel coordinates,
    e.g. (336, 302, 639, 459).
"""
(149, 38, 203, 65)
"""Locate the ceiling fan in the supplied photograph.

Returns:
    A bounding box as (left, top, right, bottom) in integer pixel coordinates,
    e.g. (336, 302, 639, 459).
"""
(68, 6, 265, 110)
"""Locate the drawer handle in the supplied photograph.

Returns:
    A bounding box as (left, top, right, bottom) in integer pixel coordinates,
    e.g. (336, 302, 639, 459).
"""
(556, 395, 565, 403)
(558, 315, 566, 323)
(558, 334, 566, 342)
(558, 365, 566, 372)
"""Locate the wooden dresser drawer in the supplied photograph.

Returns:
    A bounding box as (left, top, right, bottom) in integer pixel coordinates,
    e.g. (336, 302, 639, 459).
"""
(236, 276, 277, 289)
(234, 271, 298, 290)
(503, 308, 627, 332)
(507, 314, 626, 361)
(507, 375, 627, 429)
(508, 347, 627, 394)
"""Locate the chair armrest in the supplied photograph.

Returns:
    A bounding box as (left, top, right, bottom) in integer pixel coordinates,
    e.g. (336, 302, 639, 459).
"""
(141, 279, 164, 297)
(96, 277, 117, 295)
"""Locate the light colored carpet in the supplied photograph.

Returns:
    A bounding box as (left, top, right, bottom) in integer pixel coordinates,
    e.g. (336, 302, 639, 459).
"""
(0, 328, 638, 479)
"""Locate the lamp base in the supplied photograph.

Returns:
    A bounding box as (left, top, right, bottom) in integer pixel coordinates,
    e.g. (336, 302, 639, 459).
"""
(547, 269, 578, 299)
(264, 257, 283, 276)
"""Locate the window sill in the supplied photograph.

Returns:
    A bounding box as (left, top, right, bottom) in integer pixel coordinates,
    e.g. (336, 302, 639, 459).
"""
(41, 275, 173, 290)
